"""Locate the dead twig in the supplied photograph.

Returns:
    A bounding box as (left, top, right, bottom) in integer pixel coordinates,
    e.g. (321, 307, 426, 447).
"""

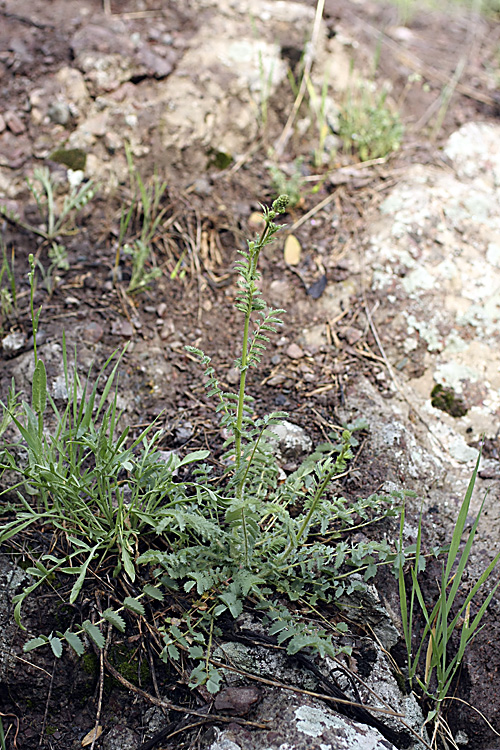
(38, 657, 57, 746)
(102, 652, 268, 728)
(0, 711, 20, 749)
(274, 0, 325, 156)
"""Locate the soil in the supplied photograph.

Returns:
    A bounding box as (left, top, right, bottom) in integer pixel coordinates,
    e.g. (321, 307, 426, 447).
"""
(1, 0, 500, 748)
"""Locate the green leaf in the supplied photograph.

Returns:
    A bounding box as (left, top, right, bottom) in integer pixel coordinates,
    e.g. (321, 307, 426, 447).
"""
(13, 597, 25, 630)
(64, 630, 85, 656)
(188, 644, 204, 659)
(32, 359, 47, 414)
(49, 635, 63, 658)
(177, 450, 210, 467)
(166, 642, 180, 660)
(82, 620, 105, 649)
(143, 584, 164, 601)
(69, 545, 99, 604)
(206, 668, 222, 694)
(121, 546, 136, 582)
(123, 597, 145, 616)
(218, 592, 243, 618)
(103, 608, 126, 633)
(24, 636, 48, 652)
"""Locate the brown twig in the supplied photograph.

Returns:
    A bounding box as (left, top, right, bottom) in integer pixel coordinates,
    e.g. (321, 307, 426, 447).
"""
(38, 657, 56, 746)
(0, 711, 20, 749)
(102, 653, 268, 728)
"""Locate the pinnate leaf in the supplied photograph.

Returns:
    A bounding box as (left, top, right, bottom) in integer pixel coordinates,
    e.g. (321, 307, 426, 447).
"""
(82, 620, 105, 649)
(143, 584, 164, 601)
(123, 596, 145, 616)
(64, 630, 85, 656)
(103, 608, 126, 633)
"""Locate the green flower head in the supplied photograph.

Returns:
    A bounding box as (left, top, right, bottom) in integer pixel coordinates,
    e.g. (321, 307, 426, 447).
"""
(272, 195, 289, 214)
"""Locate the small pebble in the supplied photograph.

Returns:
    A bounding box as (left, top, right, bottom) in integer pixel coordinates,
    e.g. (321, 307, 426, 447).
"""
(83, 321, 103, 343)
(4, 110, 25, 134)
(175, 421, 194, 443)
(286, 343, 304, 359)
(226, 367, 240, 385)
(1, 331, 25, 354)
(156, 302, 167, 317)
(111, 318, 134, 337)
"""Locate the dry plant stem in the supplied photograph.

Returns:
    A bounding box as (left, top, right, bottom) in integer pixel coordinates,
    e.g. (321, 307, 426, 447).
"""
(274, 0, 325, 156)
(90, 614, 109, 750)
(289, 190, 337, 232)
(38, 657, 56, 747)
(210, 657, 433, 750)
(441, 696, 500, 738)
(0, 712, 19, 749)
(208, 658, 403, 718)
(102, 653, 268, 728)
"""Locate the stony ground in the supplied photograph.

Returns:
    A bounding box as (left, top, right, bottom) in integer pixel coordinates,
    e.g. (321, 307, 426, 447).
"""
(1, 0, 500, 748)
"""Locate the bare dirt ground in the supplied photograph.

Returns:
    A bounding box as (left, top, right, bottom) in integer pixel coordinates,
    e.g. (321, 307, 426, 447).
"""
(1, 0, 500, 748)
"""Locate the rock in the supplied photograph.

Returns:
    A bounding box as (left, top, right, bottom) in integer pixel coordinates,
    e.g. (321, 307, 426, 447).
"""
(0, 114, 5, 133)
(156, 302, 167, 317)
(51, 374, 69, 401)
(175, 421, 194, 443)
(208, 693, 400, 750)
(300, 324, 328, 353)
(336, 575, 399, 650)
(47, 100, 71, 125)
(101, 725, 139, 750)
(267, 420, 312, 461)
(1, 332, 25, 355)
(82, 321, 104, 343)
(4, 111, 25, 135)
(104, 131, 122, 153)
(214, 686, 261, 715)
(226, 367, 240, 385)
(111, 318, 134, 337)
(307, 273, 327, 299)
(286, 342, 304, 359)
(344, 326, 363, 345)
(71, 22, 177, 95)
(0, 131, 30, 168)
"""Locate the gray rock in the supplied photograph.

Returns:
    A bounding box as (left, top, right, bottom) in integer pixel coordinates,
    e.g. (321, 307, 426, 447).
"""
(1, 332, 25, 355)
(336, 575, 399, 651)
(47, 100, 71, 125)
(101, 725, 139, 750)
(267, 420, 312, 461)
(208, 693, 398, 750)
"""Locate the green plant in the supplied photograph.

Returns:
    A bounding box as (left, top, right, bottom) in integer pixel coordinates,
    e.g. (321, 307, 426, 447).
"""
(396, 451, 500, 747)
(1, 198, 400, 696)
(0, 167, 95, 247)
(338, 80, 403, 162)
(0, 243, 16, 330)
(114, 144, 166, 292)
(34, 242, 70, 297)
(267, 158, 305, 207)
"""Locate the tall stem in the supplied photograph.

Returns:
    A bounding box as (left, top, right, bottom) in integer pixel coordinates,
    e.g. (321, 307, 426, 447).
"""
(234, 222, 271, 478)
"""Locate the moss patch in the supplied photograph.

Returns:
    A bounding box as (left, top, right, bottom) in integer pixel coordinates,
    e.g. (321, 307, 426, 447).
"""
(431, 384, 468, 417)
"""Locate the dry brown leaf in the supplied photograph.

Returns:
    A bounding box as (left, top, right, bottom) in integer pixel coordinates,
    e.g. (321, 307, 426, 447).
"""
(82, 726, 103, 746)
(284, 234, 301, 266)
